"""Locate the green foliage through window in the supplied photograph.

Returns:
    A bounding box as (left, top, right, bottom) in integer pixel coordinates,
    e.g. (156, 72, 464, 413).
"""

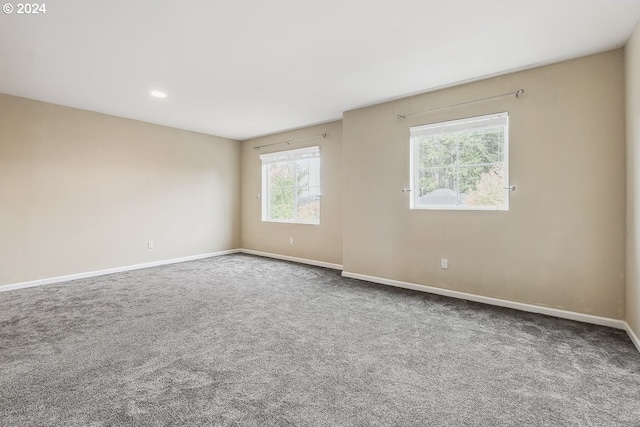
(260, 146, 321, 223)
(410, 113, 509, 210)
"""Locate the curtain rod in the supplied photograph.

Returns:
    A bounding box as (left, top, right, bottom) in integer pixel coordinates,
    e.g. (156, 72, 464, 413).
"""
(253, 133, 327, 150)
(397, 89, 525, 120)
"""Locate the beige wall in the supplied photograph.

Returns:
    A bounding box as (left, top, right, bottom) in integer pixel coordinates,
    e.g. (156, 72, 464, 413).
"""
(342, 50, 626, 319)
(627, 23, 640, 336)
(0, 94, 240, 287)
(240, 121, 343, 265)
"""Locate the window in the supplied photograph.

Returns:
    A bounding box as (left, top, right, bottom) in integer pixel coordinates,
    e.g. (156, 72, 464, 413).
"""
(410, 112, 509, 210)
(260, 146, 321, 224)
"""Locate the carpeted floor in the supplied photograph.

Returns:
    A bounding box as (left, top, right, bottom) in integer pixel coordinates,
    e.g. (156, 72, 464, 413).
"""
(1, 254, 639, 426)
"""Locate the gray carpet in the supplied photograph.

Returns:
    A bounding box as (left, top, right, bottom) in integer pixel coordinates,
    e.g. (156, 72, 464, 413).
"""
(1, 254, 639, 426)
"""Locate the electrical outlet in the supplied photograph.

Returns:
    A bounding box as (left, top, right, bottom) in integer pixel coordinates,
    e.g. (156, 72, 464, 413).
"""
(289, 237, 294, 245)
(441, 258, 448, 269)
(148, 240, 154, 249)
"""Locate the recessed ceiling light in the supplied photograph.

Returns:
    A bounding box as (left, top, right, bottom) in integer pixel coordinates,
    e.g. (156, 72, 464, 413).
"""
(150, 90, 167, 98)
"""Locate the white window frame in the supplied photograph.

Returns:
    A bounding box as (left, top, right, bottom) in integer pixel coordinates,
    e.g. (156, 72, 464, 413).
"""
(409, 112, 510, 211)
(260, 145, 321, 224)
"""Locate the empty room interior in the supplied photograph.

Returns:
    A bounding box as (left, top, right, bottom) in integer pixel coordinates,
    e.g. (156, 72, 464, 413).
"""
(2, 1, 640, 425)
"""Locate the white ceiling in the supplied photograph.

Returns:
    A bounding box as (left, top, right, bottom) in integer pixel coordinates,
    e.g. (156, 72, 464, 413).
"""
(1, 0, 640, 140)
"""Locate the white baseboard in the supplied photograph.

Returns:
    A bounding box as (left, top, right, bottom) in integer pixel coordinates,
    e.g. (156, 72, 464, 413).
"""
(240, 249, 343, 270)
(626, 323, 640, 353)
(342, 271, 627, 330)
(0, 249, 241, 292)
